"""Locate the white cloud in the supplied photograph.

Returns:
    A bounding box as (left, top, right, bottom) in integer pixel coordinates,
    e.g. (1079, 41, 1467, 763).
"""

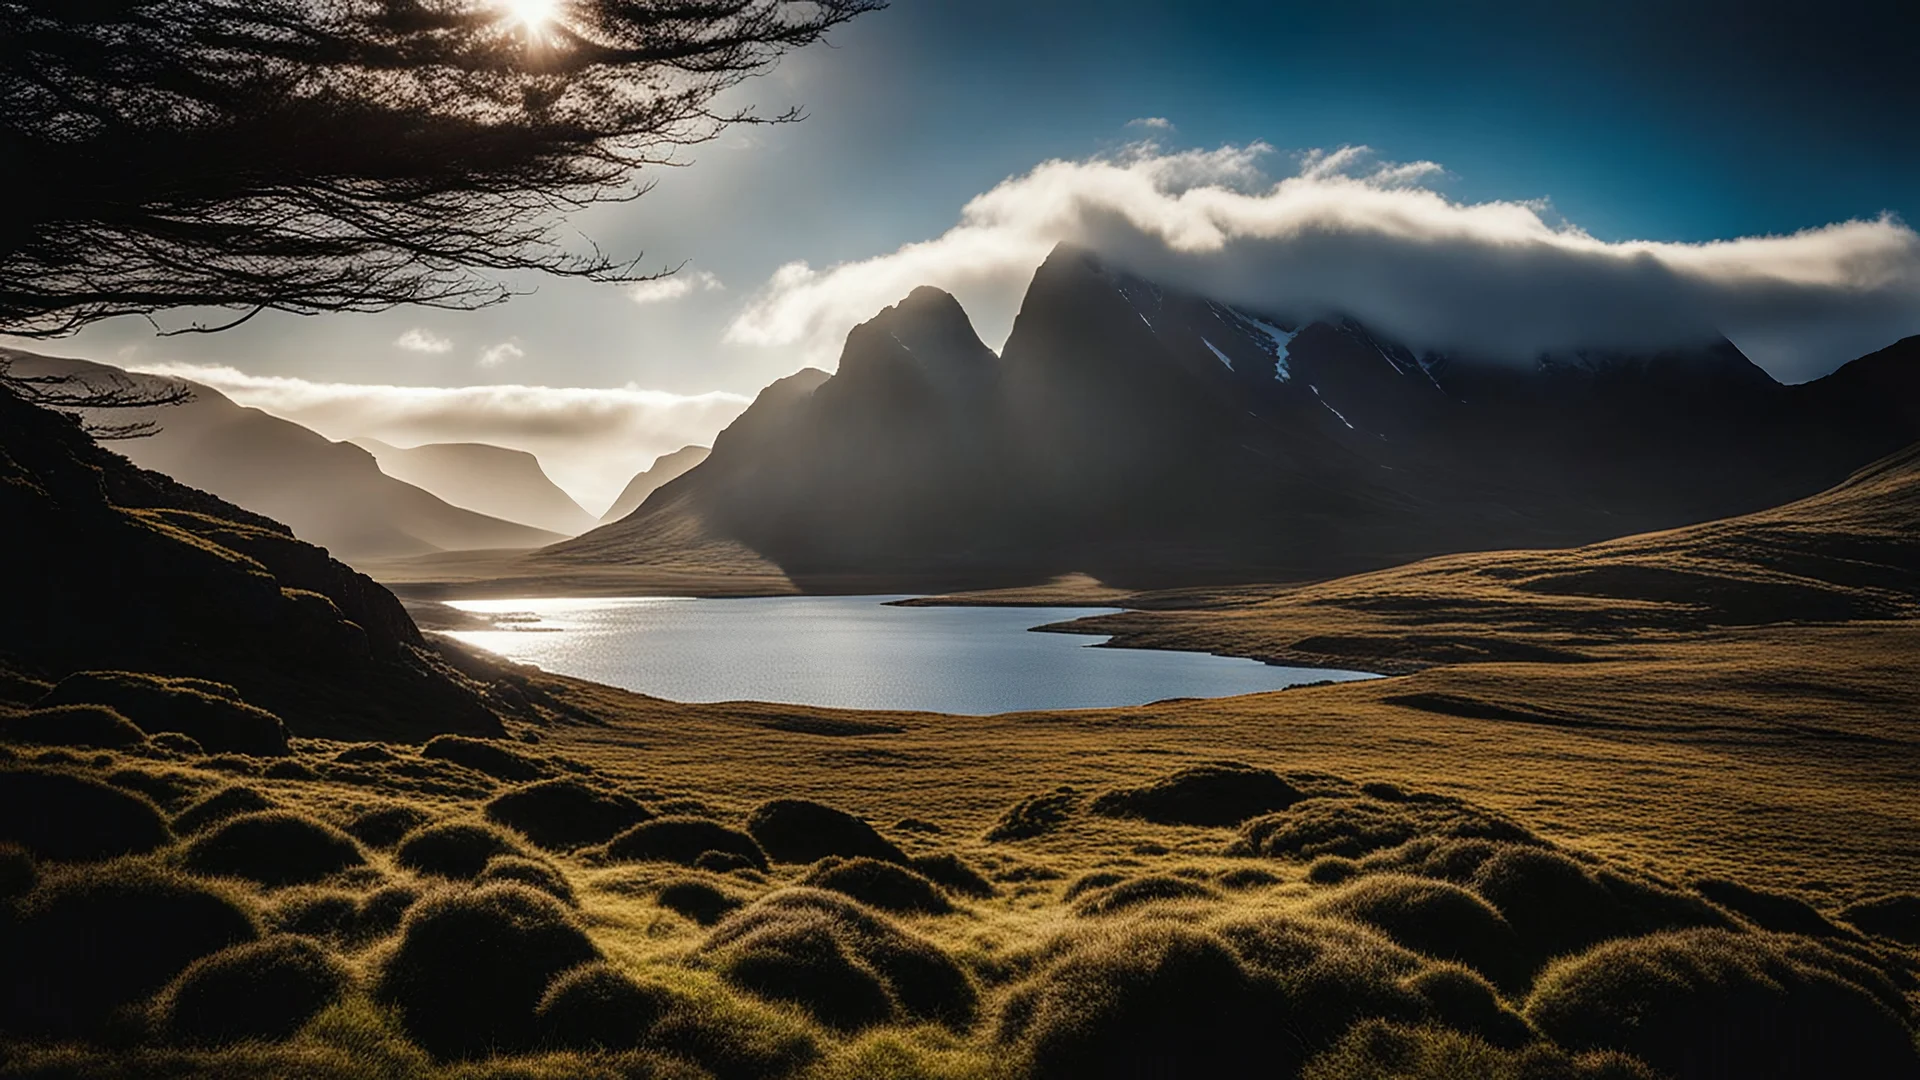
(724, 142, 1920, 382)
(477, 342, 524, 368)
(393, 328, 453, 354)
(126, 363, 750, 514)
(1127, 117, 1175, 131)
(629, 269, 725, 305)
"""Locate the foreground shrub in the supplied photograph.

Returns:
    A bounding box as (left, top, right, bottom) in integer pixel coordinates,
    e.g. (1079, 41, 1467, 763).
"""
(998, 923, 1280, 1079)
(604, 816, 769, 871)
(1071, 875, 1221, 917)
(39, 671, 289, 756)
(1305, 1020, 1658, 1080)
(746, 799, 907, 864)
(485, 778, 652, 850)
(1090, 762, 1301, 826)
(158, 935, 352, 1045)
(985, 787, 1079, 841)
(375, 882, 601, 1058)
(0, 704, 147, 749)
(181, 811, 367, 887)
(701, 888, 975, 1032)
(394, 819, 529, 879)
(0, 767, 171, 862)
(802, 856, 953, 914)
(3, 861, 258, 1036)
(536, 961, 672, 1050)
(1311, 875, 1527, 990)
(344, 803, 432, 848)
(1837, 894, 1920, 945)
(1526, 929, 1920, 1080)
(420, 734, 546, 781)
(909, 851, 996, 898)
(172, 784, 275, 834)
(477, 854, 575, 904)
(1472, 847, 1727, 964)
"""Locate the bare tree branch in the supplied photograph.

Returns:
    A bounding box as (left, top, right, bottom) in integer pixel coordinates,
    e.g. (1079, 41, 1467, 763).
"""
(0, 355, 193, 439)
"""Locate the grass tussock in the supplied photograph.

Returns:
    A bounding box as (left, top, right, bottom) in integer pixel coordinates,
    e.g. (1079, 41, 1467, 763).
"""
(655, 877, 747, 926)
(0, 767, 172, 862)
(40, 671, 290, 756)
(1309, 874, 1527, 991)
(419, 734, 547, 782)
(485, 777, 652, 850)
(1304, 1020, 1659, 1080)
(908, 851, 996, 898)
(0, 704, 147, 749)
(172, 784, 275, 834)
(746, 798, 908, 864)
(1089, 761, 1302, 826)
(1468, 846, 1728, 966)
(394, 819, 530, 879)
(374, 882, 601, 1059)
(801, 856, 954, 915)
(156, 935, 352, 1045)
(1069, 874, 1221, 917)
(476, 854, 576, 905)
(344, 802, 433, 848)
(1838, 894, 1920, 944)
(180, 810, 366, 887)
(1693, 877, 1846, 937)
(535, 961, 672, 1051)
(0, 842, 36, 898)
(984, 787, 1078, 842)
(601, 816, 769, 871)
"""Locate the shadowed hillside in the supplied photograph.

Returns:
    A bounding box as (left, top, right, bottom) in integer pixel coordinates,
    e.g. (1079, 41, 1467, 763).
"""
(351, 439, 596, 537)
(599, 445, 710, 525)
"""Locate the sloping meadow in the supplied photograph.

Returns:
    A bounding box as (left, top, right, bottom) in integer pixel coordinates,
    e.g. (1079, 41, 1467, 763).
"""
(2, 711, 1916, 1080)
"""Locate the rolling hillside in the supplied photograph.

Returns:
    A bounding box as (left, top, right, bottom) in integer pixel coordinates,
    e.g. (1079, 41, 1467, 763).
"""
(351, 437, 596, 536)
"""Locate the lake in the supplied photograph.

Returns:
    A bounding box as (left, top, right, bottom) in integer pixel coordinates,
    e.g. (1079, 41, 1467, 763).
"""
(441, 595, 1378, 714)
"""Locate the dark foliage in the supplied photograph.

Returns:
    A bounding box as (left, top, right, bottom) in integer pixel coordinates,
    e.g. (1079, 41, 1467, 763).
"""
(172, 785, 275, 835)
(1070, 875, 1222, 917)
(1694, 878, 1845, 937)
(1527, 929, 1920, 1080)
(656, 878, 745, 926)
(0, 842, 35, 898)
(345, 803, 433, 848)
(181, 811, 367, 888)
(1090, 761, 1302, 826)
(375, 883, 601, 1059)
(603, 816, 769, 871)
(477, 855, 575, 905)
(421, 734, 547, 782)
(746, 798, 907, 864)
(0, 767, 171, 862)
(1311, 875, 1527, 991)
(0, 703, 146, 749)
(985, 787, 1080, 841)
(1838, 894, 1920, 945)
(40, 672, 290, 756)
(158, 935, 352, 1045)
(3, 861, 258, 1036)
(537, 962, 672, 1051)
(702, 888, 976, 1032)
(909, 851, 997, 898)
(800, 856, 952, 915)
(485, 777, 652, 850)
(395, 819, 530, 879)
(355, 884, 424, 943)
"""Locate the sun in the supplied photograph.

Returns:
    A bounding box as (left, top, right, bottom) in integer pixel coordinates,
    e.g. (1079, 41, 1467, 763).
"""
(500, 0, 560, 33)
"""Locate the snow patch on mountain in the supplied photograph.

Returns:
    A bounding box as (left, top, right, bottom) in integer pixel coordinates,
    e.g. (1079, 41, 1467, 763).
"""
(1202, 338, 1234, 371)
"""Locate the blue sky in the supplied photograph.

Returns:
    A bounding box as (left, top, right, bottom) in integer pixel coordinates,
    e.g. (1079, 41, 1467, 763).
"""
(29, 0, 1920, 509)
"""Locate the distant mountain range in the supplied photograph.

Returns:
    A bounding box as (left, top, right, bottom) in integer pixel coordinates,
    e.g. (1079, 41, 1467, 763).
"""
(599, 445, 710, 525)
(543, 243, 1920, 590)
(351, 437, 596, 536)
(0, 351, 564, 560)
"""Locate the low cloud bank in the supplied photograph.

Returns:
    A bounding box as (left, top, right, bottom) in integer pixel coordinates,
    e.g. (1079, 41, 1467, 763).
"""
(130, 363, 749, 514)
(726, 142, 1920, 382)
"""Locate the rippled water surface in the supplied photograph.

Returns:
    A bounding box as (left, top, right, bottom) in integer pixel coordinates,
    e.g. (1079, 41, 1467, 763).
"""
(443, 595, 1378, 714)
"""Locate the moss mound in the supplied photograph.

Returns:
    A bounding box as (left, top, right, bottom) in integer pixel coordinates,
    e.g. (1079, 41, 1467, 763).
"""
(0, 704, 147, 749)
(1694, 877, 1844, 937)
(1471, 847, 1727, 963)
(181, 811, 367, 887)
(420, 734, 546, 782)
(998, 923, 1280, 1079)
(908, 851, 996, 898)
(1308, 856, 1362, 885)
(1090, 762, 1302, 826)
(1071, 874, 1221, 917)
(476, 854, 575, 904)
(1215, 913, 1429, 1056)
(985, 787, 1079, 841)
(1838, 894, 1920, 945)
(801, 856, 953, 915)
(39, 671, 289, 756)
(745, 798, 907, 864)
(536, 961, 672, 1051)
(1527, 929, 1918, 1080)
(1218, 865, 1284, 890)
(701, 888, 976, 1032)
(0, 767, 171, 862)
(105, 766, 203, 809)
(603, 816, 769, 871)
(1311, 875, 1526, 990)
(1402, 964, 1532, 1047)
(158, 935, 352, 1045)
(1236, 794, 1536, 862)
(394, 819, 529, 879)
(332, 744, 397, 764)
(375, 882, 601, 1059)
(1305, 1020, 1659, 1080)
(657, 878, 745, 926)
(3, 861, 258, 1036)
(148, 731, 205, 756)
(172, 784, 275, 834)
(272, 888, 361, 941)
(485, 778, 652, 850)
(344, 802, 432, 848)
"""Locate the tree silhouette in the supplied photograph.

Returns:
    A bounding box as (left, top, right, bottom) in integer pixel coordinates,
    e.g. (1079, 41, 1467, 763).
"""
(0, 0, 883, 338)
(0, 353, 192, 439)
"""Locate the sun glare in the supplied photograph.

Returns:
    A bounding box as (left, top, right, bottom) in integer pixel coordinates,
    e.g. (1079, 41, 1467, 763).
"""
(500, 0, 559, 33)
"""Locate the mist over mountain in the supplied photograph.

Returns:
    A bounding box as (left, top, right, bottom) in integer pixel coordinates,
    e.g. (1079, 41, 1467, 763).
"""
(599, 445, 711, 524)
(351, 437, 596, 536)
(0, 351, 565, 561)
(552, 244, 1920, 589)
